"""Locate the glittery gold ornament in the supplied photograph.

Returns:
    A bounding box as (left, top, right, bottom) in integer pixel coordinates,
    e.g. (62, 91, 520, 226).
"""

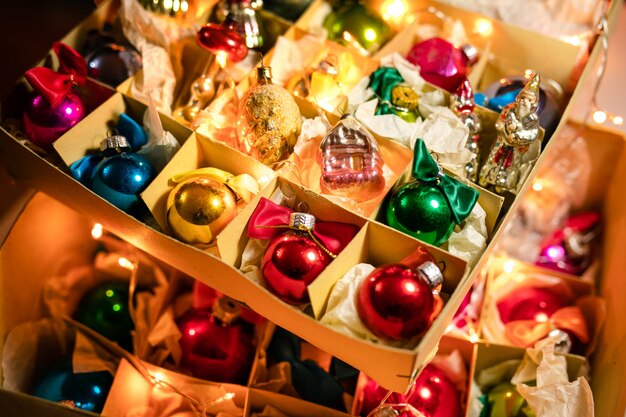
(237, 64, 302, 165)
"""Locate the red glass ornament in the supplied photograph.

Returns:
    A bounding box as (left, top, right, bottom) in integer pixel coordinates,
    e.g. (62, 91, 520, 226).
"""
(359, 364, 463, 417)
(177, 297, 255, 384)
(497, 286, 567, 324)
(197, 23, 248, 63)
(407, 38, 468, 92)
(261, 216, 332, 305)
(357, 258, 442, 340)
(23, 92, 85, 149)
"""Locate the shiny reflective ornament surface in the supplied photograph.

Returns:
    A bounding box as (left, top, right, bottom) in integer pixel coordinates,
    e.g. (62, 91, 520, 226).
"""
(166, 176, 238, 246)
(237, 65, 302, 165)
(33, 361, 113, 413)
(407, 38, 469, 92)
(86, 43, 142, 87)
(287, 53, 339, 99)
(197, 22, 248, 63)
(261, 213, 331, 304)
(323, 0, 393, 54)
(535, 212, 600, 275)
(91, 135, 156, 214)
(477, 75, 562, 139)
(138, 0, 191, 18)
(359, 364, 463, 417)
(23, 92, 85, 150)
(357, 261, 442, 340)
(386, 181, 455, 246)
(450, 79, 482, 182)
(211, 0, 267, 52)
(73, 280, 134, 351)
(479, 74, 541, 194)
(319, 114, 385, 201)
(483, 382, 535, 417)
(390, 85, 420, 122)
(174, 54, 224, 124)
(177, 297, 256, 384)
(497, 287, 567, 324)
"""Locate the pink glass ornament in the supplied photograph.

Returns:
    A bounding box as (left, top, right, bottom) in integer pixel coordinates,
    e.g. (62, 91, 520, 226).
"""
(319, 114, 385, 202)
(23, 92, 85, 149)
(197, 23, 248, 63)
(359, 364, 463, 417)
(407, 38, 469, 92)
(497, 287, 567, 324)
(357, 260, 442, 340)
(536, 212, 600, 275)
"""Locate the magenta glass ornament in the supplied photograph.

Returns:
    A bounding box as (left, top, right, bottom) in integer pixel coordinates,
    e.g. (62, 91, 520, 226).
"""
(497, 287, 567, 323)
(319, 114, 385, 202)
(358, 364, 463, 417)
(197, 23, 248, 63)
(23, 92, 85, 149)
(536, 212, 600, 275)
(356, 261, 442, 340)
(177, 297, 256, 384)
(407, 38, 468, 92)
(261, 213, 331, 305)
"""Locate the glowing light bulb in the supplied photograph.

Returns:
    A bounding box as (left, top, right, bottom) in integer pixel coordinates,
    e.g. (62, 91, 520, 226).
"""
(532, 181, 543, 192)
(381, 0, 407, 23)
(593, 110, 607, 124)
(474, 18, 493, 37)
(91, 223, 103, 239)
(612, 115, 624, 125)
(153, 372, 165, 385)
(503, 260, 516, 273)
(118, 257, 136, 270)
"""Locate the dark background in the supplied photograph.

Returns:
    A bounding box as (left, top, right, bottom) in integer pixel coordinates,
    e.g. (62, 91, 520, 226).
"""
(0, 0, 96, 93)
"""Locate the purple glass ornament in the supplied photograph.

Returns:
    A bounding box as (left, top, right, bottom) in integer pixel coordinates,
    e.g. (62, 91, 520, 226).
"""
(86, 43, 142, 87)
(23, 92, 85, 149)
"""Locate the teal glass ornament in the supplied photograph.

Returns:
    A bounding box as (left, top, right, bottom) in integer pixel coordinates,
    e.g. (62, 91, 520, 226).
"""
(33, 360, 113, 413)
(74, 280, 134, 351)
(323, 1, 393, 54)
(385, 181, 455, 246)
(91, 135, 156, 214)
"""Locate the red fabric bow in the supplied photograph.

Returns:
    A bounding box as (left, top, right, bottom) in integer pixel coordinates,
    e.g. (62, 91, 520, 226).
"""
(24, 42, 87, 108)
(247, 197, 359, 256)
(504, 306, 589, 348)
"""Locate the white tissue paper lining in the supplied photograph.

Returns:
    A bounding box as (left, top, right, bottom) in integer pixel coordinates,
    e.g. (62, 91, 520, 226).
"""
(348, 53, 472, 177)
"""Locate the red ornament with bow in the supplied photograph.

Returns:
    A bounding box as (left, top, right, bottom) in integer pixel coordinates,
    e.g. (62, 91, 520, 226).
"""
(497, 286, 589, 352)
(23, 42, 88, 149)
(247, 198, 359, 305)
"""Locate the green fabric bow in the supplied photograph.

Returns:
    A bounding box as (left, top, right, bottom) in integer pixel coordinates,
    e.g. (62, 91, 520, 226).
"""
(367, 67, 404, 115)
(412, 139, 479, 224)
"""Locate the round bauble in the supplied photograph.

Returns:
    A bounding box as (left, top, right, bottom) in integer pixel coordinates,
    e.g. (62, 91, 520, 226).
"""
(497, 286, 567, 324)
(166, 176, 238, 246)
(23, 92, 85, 149)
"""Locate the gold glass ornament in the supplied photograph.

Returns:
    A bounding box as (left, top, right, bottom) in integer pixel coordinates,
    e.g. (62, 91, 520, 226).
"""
(237, 63, 302, 165)
(166, 168, 260, 246)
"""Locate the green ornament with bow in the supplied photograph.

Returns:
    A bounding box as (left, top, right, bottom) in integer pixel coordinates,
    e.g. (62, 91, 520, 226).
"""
(385, 139, 479, 246)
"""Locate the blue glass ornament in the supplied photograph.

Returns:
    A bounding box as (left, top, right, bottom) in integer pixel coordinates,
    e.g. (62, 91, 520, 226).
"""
(33, 360, 113, 413)
(91, 135, 155, 214)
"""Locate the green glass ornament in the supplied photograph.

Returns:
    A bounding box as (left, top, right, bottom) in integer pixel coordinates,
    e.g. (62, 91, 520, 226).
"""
(386, 181, 455, 246)
(323, 1, 393, 54)
(74, 281, 134, 351)
(485, 382, 536, 417)
(385, 139, 479, 246)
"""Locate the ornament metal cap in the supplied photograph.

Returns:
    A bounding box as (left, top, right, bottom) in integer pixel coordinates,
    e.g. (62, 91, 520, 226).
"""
(548, 328, 573, 353)
(257, 65, 273, 83)
(417, 261, 444, 288)
(100, 135, 131, 152)
(212, 296, 242, 326)
(461, 43, 479, 66)
(289, 212, 316, 230)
